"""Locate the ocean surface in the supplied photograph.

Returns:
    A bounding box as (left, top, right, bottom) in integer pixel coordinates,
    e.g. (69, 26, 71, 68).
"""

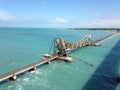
(0, 28, 120, 90)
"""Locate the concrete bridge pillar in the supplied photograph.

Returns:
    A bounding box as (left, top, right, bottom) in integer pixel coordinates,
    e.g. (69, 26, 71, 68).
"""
(12, 75, 17, 81)
(33, 66, 37, 70)
(48, 60, 50, 64)
(10, 73, 17, 81)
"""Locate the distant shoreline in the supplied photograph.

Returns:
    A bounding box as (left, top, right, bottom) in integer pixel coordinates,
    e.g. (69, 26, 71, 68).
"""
(68, 28, 120, 31)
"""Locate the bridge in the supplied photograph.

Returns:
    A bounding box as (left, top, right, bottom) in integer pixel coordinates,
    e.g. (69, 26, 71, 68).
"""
(53, 34, 93, 57)
(53, 33, 116, 56)
(0, 32, 117, 82)
(0, 56, 58, 82)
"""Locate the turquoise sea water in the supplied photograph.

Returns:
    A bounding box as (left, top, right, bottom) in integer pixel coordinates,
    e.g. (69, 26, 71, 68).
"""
(0, 28, 120, 90)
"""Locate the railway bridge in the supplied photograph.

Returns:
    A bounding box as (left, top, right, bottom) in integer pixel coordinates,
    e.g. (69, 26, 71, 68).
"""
(0, 32, 116, 82)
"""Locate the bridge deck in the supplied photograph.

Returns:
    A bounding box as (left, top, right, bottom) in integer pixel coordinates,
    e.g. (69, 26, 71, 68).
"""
(0, 56, 58, 82)
(93, 33, 116, 43)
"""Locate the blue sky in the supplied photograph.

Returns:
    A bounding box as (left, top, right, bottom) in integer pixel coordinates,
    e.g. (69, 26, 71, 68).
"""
(0, 0, 120, 28)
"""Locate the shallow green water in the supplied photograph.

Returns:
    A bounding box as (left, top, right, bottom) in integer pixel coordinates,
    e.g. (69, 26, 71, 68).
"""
(0, 28, 120, 90)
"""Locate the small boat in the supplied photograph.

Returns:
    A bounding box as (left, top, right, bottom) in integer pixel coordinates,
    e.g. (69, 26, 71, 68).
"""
(42, 54, 53, 60)
(94, 43, 101, 46)
(7, 60, 14, 64)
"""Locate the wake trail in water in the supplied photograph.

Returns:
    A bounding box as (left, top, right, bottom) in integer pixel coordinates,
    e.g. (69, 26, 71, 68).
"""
(71, 56, 94, 67)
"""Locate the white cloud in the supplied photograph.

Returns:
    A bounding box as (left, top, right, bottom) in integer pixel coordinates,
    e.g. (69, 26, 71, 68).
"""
(25, 18, 32, 21)
(0, 10, 16, 21)
(0, 11, 68, 27)
(56, 17, 68, 23)
(78, 17, 120, 27)
(94, 12, 100, 17)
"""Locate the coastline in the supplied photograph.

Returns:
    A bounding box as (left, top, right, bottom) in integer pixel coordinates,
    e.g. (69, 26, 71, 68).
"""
(68, 28, 120, 32)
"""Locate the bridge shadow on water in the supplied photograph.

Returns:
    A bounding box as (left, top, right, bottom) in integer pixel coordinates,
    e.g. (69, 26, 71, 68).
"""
(82, 40, 120, 90)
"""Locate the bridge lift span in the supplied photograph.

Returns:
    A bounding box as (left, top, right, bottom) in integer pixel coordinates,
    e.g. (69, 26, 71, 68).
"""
(53, 34, 93, 57)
